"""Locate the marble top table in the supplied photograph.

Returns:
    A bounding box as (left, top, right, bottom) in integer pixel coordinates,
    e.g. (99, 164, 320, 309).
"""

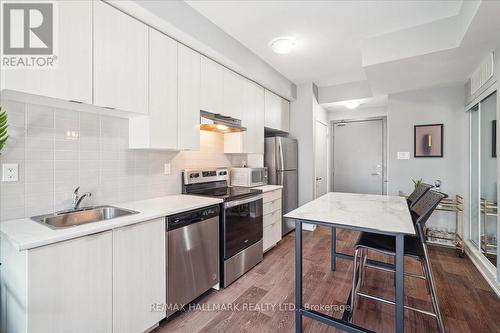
(284, 192, 415, 235)
(284, 192, 414, 333)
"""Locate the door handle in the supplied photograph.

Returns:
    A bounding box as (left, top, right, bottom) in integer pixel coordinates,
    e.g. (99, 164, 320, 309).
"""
(371, 172, 381, 176)
(316, 177, 322, 181)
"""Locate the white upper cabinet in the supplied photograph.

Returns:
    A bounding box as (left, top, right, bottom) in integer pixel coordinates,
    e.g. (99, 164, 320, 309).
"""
(200, 56, 224, 114)
(223, 69, 245, 120)
(249, 82, 265, 154)
(129, 28, 178, 149)
(224, 79, 264, 154)
(178, 44, 201, 150)
(264, 89, 290, 133)
(1, 1, 92, 103)
(93, 0, 148, 114)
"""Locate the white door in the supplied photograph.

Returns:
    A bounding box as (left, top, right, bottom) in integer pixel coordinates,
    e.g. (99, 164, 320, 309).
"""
(93, 0, 148, 113)
(113, 219, 166, 333)
(1, 1, 92, 103)
(315, 121, 329, 198)
(333, 119, 383, 194)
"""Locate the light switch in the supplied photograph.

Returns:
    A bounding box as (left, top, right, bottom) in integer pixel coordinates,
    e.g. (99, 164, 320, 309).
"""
(397, 152, 410, 160)
(164, 163, 171, 175)
(2, 163, 18, 182)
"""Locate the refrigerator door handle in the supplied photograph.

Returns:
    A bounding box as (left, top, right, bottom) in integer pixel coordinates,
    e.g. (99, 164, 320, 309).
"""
(278, 140, 284, 172)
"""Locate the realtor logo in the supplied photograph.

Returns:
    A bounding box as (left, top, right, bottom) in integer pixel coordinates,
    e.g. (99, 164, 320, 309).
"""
(2, 2, 58, 68)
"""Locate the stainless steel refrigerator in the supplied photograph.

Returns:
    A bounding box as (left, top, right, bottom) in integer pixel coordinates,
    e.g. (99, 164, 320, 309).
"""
(265, 137, 298, 235)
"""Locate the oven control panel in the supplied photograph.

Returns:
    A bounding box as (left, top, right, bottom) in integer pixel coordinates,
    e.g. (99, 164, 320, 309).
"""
(183, 168, 229, 184)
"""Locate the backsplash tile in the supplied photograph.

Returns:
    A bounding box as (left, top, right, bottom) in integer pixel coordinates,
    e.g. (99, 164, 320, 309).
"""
(0, 100, 259, 221)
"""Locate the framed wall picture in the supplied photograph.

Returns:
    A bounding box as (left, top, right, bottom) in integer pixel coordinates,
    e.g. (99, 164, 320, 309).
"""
(414, 124, 443, 158)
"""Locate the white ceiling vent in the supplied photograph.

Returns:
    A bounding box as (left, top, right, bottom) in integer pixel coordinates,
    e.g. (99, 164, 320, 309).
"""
(470, 53, 494, 96)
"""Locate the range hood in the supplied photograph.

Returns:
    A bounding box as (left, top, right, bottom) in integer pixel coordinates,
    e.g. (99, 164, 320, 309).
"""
(199, 111, 247, 133)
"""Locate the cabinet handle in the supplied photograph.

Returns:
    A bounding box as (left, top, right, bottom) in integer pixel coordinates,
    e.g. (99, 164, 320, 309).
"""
(103, 106, 116, 110)
(68, 100, 84, 104)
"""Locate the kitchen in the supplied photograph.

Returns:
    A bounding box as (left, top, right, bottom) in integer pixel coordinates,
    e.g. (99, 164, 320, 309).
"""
(1, 1, 500, 333)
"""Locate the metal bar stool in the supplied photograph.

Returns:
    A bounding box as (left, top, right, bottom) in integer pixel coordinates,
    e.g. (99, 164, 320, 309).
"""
(350, 190, 448, 333)
(407, 183, 433, 208)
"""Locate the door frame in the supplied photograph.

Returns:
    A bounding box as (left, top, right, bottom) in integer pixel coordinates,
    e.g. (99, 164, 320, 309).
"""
(314, 119, 329, 199)
(330, 116, 388, 195)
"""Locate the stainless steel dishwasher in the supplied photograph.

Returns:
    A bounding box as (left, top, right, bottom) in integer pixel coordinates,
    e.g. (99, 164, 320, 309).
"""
(166, 205, 220, 317)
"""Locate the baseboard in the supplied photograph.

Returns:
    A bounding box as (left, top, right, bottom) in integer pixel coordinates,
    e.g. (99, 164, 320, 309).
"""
(464, 240, 500, 297)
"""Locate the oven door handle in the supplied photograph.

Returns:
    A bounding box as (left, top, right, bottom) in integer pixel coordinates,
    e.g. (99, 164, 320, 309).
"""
(224, 195, 263, 208)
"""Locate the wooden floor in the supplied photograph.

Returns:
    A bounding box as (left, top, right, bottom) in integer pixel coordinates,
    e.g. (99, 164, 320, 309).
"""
(155, 227, 500, 333)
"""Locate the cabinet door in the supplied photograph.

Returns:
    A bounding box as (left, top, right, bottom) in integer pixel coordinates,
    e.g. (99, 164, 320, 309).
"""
(93, 0, 148, 113)
(280, 98, 290, 133)
(113, 219, 166, 333)
(27, 231, 112, 333)
(247, 82, 265, 154)
(223, 69, 244, 119)
(1, 1, 92, 103)
(264, 89, 280, 130)
(201, 56, 224, 114)
(178, 44, 201, 150)
(129, 28, 178, 149)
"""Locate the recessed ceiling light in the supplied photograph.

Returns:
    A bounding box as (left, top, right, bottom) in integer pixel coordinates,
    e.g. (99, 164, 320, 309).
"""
(344, 100, 361, 110)
(270, 37, 297, 54)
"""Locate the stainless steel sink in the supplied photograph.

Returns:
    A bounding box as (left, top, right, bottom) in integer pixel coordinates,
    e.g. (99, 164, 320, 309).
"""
(31, 206, 139, 229)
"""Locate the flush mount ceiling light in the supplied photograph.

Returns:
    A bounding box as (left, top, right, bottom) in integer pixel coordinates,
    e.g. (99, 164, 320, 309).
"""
(270, 37, 297, 54)
(344, 100, 361, 110)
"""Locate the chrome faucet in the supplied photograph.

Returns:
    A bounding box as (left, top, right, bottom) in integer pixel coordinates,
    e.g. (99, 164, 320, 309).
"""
(72, 187, 92, 210)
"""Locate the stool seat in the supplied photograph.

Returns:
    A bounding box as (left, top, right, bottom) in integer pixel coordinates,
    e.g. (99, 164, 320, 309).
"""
(356, 233, 425, 259)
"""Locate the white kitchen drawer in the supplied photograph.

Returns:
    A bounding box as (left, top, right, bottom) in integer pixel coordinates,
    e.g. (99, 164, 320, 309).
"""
(263, 199, 281, 215)
(263, 221, 282, 252)
(263, 189, 282, 203)
(263, 210, 281, 228)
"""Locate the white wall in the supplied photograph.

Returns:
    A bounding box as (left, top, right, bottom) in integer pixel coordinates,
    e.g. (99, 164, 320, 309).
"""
(290, 83, 330, 206)
(387, 84, 467, 231)
(290, 83, 315, 206)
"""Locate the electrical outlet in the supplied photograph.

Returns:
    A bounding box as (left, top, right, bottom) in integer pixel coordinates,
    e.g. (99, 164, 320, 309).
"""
(164, 163, 171, 175)
(2, 163, 19, 182)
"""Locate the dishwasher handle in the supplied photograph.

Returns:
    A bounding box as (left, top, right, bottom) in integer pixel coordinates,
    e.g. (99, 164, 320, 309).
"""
(167, 205, 220, 231)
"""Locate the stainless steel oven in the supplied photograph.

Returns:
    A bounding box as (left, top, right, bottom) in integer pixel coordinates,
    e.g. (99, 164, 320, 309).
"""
(222, 195, 263, 286)
(182, 168, 264, 288)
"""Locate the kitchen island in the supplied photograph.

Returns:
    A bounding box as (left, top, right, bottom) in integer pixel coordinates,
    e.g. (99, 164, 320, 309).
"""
(284, 192, 414, 333)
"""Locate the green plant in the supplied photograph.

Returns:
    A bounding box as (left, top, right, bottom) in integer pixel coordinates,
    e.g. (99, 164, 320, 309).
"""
(0, 107, 8, 153)
(412, 178, 423, 189)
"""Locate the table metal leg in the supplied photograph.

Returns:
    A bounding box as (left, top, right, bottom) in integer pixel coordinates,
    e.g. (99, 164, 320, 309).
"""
(295, 220, 303, 332)
(395, 234, 404, 333)
(331, 227, 337, 271)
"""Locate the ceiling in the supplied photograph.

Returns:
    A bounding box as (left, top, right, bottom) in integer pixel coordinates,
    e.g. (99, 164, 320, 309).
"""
(322, 95, 388, 112)
(186, 0, 463, 86)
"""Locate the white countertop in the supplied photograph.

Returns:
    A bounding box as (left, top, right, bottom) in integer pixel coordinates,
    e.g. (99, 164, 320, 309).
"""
(0, 195, 223, 251)
(284, 192, 415, 235)
(253, 184, 283, 192)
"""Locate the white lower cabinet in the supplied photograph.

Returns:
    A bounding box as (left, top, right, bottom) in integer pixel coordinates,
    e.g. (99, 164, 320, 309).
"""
(262, 189, 283, 252)
(27, 231, 113, 333)
(0, 219, 166, 333)
(113, 219, 166, 333)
